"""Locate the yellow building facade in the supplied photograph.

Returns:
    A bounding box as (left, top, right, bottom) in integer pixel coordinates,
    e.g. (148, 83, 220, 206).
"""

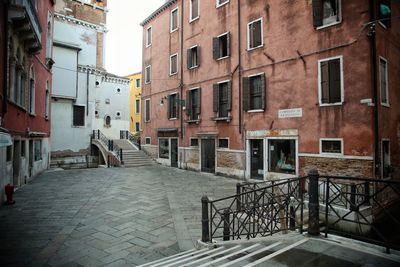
(126, 72, 142, 134)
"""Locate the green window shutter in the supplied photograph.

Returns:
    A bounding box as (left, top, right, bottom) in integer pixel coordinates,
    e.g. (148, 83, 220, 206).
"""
(197, 46, 201, 67)
(227, 32, 231, 57)
(186, 90, 191, 117)
(176, 93, 180, 119)
(329, 58, 341, 103)
(312, 0, 323, 28)
(320, 61, 329, 104)
(242, 77, 250, 111)
(260, 74, 266, 110)
(196, 88, 201, 115)
(227, 81, 232, 111)
(167, 95, 172, 119)
(213, 83, 219, 112)
(187, 48, 192, 69)
(213, 37, 219, 60)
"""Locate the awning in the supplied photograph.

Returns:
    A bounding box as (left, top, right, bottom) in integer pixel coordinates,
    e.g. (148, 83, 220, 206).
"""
(28, 131, 47, 137)
(0, 128, 12, 147)
(157, 128, 179, 137)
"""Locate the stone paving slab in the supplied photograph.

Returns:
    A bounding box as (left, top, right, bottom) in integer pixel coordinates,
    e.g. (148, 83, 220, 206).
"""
(0, 165, 238, 266)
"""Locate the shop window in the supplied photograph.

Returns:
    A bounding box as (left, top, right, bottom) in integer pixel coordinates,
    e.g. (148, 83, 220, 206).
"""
(218, 138, 229, 149)
(213, 32, 230, 60)
(268, 139, 296, 174)
(186, 88, 201, 121)
(321, 139, 342, 154)
(190, 138, 199, 147)
(34, 140, 42, 161)
(187, 46, 200, 69)
(213, 81, 231, 118)
(319, 56, 343, 105)
(248, 18, 263, 50)
(159, 138, 169, 159)
(313, 0, 342, 28)
(73, 105, 85, 126)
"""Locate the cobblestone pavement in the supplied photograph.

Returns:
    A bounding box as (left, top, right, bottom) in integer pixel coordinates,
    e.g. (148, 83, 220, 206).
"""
(0, 165, 239, 266)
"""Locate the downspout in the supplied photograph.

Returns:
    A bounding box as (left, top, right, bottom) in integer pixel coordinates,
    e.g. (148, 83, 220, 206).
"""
(180, 0, 184, 139)
(237, 0, 242, 136)
(2, 1, 9, 119)
(86, 68, 89, 116)
(368, 0, 379, 177)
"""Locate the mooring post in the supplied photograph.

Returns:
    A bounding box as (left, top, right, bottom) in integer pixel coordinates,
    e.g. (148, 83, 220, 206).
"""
(308, 169, 320, 236)
(201, 196, 210, 242)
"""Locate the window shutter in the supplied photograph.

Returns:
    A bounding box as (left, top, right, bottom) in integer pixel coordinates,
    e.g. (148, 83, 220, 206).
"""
(227, 32, 231, 57)
(197, 46, 201, 67)
(213, 83, 219, 112)
(176, 93, 180, 119)
(312, 0, 323, 28)
(213, 37, 219, 60)
(242, 77, 250, 111)
(329, 59, 341, 103)
(167, 95, 171, 119)
(196, 88, 201, 116)
(187, 48, 192, 69)
(260, 74, 266, 110)
(186, 90, 191, 117)
(320, 61, 329, 104)
(227, 81, 232, 111)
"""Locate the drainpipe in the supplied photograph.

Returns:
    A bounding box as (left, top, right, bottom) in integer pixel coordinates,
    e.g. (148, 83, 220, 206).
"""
(180, 0, 184, 140)
(368, 0, 379, 177)
(86, 68, 89, 116)
(237, 0, 242, 136)
(2, 1, 9, 119)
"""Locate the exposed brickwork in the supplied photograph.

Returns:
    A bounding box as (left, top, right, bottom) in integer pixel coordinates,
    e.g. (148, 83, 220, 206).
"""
(142, 145, 158, 159)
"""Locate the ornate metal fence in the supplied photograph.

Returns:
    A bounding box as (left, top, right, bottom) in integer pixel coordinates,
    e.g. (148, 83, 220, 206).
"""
(92, 130, 122, 167)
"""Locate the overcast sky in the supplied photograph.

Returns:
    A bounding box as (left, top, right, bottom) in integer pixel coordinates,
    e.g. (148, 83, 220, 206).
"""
(105, 0, 165, 77)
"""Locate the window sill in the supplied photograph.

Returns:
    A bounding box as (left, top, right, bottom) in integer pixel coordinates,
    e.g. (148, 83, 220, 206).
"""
(189, 16, 199, 23)
(187, 119, 201, 124)
(146, 44, 152, 48)
(144, 81, 151, 85)
(247, 109, 264, 113)
(316, 20, 342, 30)
(169, 72, 178, 76)
(170, 28, 179, 34)
(169, 118, 178, 121)
(381, 103, 390, 108)
(189, 65, 199, 70)
(320, 152, 343, 157)
(8, 100, 27, 112)
(319, 102, 343, 107)
(216, 56, 230, 61)
(213, 116, 232, 122)
(247, 44, 264, 52)
(72, 125, 86, 128)
(216, 1, 229, 8)
(29, 113, 36, 117)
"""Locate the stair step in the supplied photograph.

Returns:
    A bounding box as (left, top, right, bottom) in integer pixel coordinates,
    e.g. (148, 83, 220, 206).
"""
(137, 249, 197, 267)
(149, 248, 210, 267)
(183, 245, 242, 267)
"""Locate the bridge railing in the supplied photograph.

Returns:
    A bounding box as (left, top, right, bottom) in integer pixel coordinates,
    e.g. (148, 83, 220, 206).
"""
(120, 130, 141, 150)
(92, 130, 122, 167)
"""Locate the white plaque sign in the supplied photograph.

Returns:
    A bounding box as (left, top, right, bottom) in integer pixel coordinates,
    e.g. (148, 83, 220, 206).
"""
(278, 108, 303, 119)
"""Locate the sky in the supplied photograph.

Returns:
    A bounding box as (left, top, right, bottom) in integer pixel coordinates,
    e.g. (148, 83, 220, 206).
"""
(105, 0, 165, 77)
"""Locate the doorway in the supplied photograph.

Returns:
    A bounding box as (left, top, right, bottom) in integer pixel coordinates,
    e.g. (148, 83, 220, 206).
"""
(171, 138, 178, 168)
(12, 140, 20, 186)
(201, 139, 215, 173)
(250, 139, 264, 180)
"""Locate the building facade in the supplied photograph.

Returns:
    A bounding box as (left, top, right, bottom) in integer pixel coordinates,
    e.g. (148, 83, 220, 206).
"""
(0, 0, 55, 202)
(127, 72, 142, 134)
(50, 0, 129, 169)
(141, 0, 399, 180)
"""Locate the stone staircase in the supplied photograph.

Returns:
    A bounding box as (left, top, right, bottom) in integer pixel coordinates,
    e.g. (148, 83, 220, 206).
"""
(112, 139, 154, 167)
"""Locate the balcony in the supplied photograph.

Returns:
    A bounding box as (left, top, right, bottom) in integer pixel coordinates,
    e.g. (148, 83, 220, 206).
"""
(8, 0, 42, 54)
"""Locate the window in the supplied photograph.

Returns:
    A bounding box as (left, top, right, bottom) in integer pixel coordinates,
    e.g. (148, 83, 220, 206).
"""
(243, 74, 266, 111)
(145, 137, 151, 145)
(34, 140, 42, 161)
(248, 18, 263, 50)
(187, 45, 200, 69)
(213, 32, 230, 60)
(312, 0, 342, 28)
(21, 141, 25, 157)
(116, 88, 121, 93)
(29, 67, 35, 114)
(190, 138, 199, 147)
(72, 105, 85, 126)
(378, 0, 391, 28)
(135, 99, 140, 113)
(268, 139, 296, 175)
(170, 54, 178, 75)
(46, 12, 53, 59)
(135, 123, 140, 132)
(218, 138, 228, 149)
(213, 81, 231, 118)
(116, 111, 121, 118)
(216, 0, 229, 8)
(136, 79, 140, 88)
(380, 57, 389, 106)
(145, 99, 151, 122)
(320, 139, 343, 154)
(45, 81, 49, 119)
(145, 65, 151, 84)
(186, 88, 201, 121)
(105, 98, 110, 104)
(146, 27, 152, 47)
(159, 138, 169, 159)
(170, 8, 179, 32)
(168, 93, 179, 119)
(382, 140, 391, 178)
(105, 115, 111, 127)
(318, 56, 343, 105)
(190, 0, 199, 21)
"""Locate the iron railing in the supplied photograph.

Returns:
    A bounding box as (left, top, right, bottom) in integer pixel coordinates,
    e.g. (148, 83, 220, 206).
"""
(92, 130, 122, 167)
(202, 171, 400, 252)
(120, 130, 141, 150)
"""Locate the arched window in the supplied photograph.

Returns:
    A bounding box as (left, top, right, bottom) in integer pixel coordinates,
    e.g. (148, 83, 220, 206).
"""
(29, 65, 35, 114)
(105, 115, 111, 127)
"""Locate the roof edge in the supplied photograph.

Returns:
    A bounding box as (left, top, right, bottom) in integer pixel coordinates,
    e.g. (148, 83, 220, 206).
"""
(140, 0, 177, 26)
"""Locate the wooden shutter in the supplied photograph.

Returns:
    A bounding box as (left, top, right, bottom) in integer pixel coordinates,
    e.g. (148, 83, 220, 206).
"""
(312, 0, 323, 28)
(176, 93, 180, 119)
(196, 88, 201, 115)
(242, 77, 250, 111)
(227, 32, 231, 57)
(329, 59, 341, 103)
(320, 61, 329, 104)
(213, 83, 219, 112)
(187, 48, 192, 69)
(186, 90, 191, 117)
(213, 37, 219, 60)
(167, 95, 172, 119)
(227, 81, 232, 111)
(197, 46, 201, 67)
(260, 74, 266, 110)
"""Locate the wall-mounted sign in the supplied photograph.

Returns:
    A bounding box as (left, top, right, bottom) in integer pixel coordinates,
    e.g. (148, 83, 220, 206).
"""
(278, 108, 303, 119)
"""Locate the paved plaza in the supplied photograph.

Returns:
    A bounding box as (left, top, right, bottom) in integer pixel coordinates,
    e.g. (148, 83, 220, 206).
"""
(0, 166, 238, 266)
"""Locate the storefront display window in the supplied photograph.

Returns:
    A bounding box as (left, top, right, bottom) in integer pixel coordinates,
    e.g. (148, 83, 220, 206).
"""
(268, 139, 296, 174)
(159, 138, 169, 159)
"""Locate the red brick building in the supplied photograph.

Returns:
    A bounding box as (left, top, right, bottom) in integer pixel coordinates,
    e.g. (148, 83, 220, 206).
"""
(141, 0, 399, 180)
(0, 0, 55, 201)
